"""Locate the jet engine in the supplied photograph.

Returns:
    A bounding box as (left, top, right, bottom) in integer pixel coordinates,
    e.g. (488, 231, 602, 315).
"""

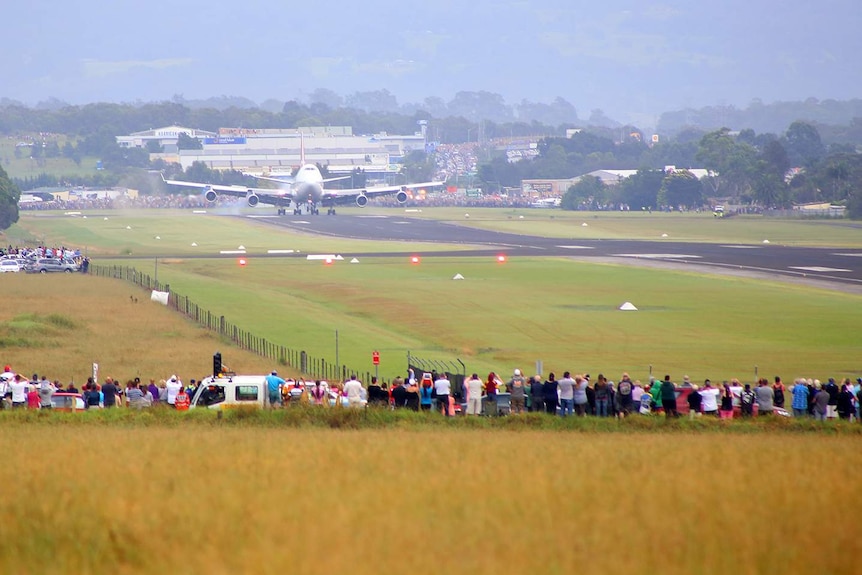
(395, 187, 409, 204)
(203, 186, 218, 203)
(246, 191, 260, 207)
(355, 193, 369, 207)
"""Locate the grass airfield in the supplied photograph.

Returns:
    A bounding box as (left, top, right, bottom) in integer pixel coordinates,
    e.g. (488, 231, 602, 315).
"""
(5, 208, 862, 381)
(3, 207, 862, 575)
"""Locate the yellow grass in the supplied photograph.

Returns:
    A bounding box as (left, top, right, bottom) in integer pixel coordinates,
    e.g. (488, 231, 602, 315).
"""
(0, 425, 858, 575)
(0, 274, 289, 383)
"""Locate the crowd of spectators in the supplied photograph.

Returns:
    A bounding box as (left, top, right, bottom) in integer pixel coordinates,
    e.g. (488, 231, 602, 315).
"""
(4, 360, 860, 423)
(0, 365, 195, 411)
(265, 369, 862, 423)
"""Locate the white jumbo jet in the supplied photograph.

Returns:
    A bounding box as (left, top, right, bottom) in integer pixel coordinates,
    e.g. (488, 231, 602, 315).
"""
(162, 136, 444, 215)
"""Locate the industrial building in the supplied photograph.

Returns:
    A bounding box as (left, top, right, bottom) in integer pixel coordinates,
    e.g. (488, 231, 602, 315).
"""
(117, 125, 427, 181)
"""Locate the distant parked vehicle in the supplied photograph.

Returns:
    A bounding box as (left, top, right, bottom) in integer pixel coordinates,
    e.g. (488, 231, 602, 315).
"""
(24, 258, 79, 274)
(51, 393, 86, 412)
(0, 259, 21, 273)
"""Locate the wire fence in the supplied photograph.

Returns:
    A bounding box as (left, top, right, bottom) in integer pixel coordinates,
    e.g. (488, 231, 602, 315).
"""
(89, 264, 385, 383)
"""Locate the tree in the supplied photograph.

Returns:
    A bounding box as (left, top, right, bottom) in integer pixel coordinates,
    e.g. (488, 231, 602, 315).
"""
(0, 164, 20, 230)
(619, 169, 665, 209)
(658, 170, 704, 209)
(176, 133, 202, 151)
(696, 128, 758, 200)
(784, 121, 825, 166)
(562, 176, 607, 210)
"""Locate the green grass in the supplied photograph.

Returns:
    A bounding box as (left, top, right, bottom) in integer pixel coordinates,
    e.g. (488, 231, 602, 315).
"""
(0, 136, 100, 179)
(90, 254, 862, 383)
(5, 209, 862, 383)
(7, 210, 475, 257)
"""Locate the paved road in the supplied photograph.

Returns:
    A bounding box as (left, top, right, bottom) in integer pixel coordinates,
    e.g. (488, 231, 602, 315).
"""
(241, 213, 862, 292)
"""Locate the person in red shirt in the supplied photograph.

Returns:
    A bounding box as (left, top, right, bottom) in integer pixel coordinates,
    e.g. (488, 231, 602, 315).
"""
(27, 385, 41, 409)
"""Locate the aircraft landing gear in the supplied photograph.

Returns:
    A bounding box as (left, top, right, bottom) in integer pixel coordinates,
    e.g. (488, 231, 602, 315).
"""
(327, 207, 336, 215)
(277, 208, 286, 216)
(293, 207, 301, 215)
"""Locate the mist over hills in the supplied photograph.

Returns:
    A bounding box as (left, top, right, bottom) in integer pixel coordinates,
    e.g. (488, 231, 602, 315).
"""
(3, 1, 860, 129)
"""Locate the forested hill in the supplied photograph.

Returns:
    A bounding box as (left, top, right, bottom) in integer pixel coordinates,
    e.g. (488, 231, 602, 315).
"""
(658, 99, 862, 137)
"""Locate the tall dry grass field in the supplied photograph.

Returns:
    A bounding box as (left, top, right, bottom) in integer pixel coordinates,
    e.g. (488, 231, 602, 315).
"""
(0, 424, 858, 575)
(0, 274, 284, 382)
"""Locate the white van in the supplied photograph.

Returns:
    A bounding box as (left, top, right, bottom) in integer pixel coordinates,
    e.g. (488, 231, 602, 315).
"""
(190, 375, 276, 409)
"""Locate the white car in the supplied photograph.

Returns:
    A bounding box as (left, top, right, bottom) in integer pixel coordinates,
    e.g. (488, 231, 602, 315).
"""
(0, 259, 21, 273)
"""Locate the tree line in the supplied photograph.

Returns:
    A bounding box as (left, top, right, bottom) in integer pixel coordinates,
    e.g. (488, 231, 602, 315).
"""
(2, 99, 861, 220)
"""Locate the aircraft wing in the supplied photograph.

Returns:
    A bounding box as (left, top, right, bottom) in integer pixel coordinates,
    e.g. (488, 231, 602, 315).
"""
(324, 181, 445, 206)
(244, 174, 296, 184)
(162, 176, 295, 207)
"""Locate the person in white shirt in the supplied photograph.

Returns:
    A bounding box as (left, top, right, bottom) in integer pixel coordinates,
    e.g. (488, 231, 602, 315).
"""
(699, 379, 720, 416)
(9, 375, 29, 408)
(434, 374, 451, 415)
(165, 375, 183, 407)
(465, 373, 484, 415)
(343, 375, 364, 407)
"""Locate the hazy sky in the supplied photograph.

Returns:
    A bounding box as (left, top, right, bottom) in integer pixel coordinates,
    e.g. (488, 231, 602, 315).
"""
(3, 0, 859, 123)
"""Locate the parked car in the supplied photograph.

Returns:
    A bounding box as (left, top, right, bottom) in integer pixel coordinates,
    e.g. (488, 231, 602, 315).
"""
(24, 258, 79, 274)
(0, 259, 21, 273)
(50, 392, 86, 411)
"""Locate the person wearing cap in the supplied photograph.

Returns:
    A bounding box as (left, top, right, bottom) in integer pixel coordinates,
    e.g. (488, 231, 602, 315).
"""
(165, 375, 183, 408)
(507, 369, 527, 414)
(0, 372, 10, 410)
(265, 371, 286, 408)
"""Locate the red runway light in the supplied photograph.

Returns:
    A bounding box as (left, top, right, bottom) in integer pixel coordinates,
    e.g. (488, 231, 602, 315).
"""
(410, 256, 421, 264)
(238, 258, 247, 267)
(497, 254, 507, 263)
(324, 257, 333, 265)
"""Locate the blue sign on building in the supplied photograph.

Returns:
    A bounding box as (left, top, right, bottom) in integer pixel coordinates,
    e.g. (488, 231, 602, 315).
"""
(203, 137, 247, 145)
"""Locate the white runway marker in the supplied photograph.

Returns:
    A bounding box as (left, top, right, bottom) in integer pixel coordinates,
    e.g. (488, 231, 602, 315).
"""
(789, 266, 851, 273)
(614, 254, 702, 259)
(557, 245, 595, 250)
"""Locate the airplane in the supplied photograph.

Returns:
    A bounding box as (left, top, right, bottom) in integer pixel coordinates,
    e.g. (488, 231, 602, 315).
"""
(162, 134, 444, 215)
(530, 197, 562, 208)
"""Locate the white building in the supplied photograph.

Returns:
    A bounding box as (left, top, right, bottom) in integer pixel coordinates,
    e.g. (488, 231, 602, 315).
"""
(116, 125, 217, 153)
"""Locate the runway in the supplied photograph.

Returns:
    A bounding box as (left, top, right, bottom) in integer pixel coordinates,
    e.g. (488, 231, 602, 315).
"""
(241, 213, 862, 293)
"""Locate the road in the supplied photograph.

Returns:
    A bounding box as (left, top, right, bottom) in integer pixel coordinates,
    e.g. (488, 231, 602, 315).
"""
(240, 213, 862, 293)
